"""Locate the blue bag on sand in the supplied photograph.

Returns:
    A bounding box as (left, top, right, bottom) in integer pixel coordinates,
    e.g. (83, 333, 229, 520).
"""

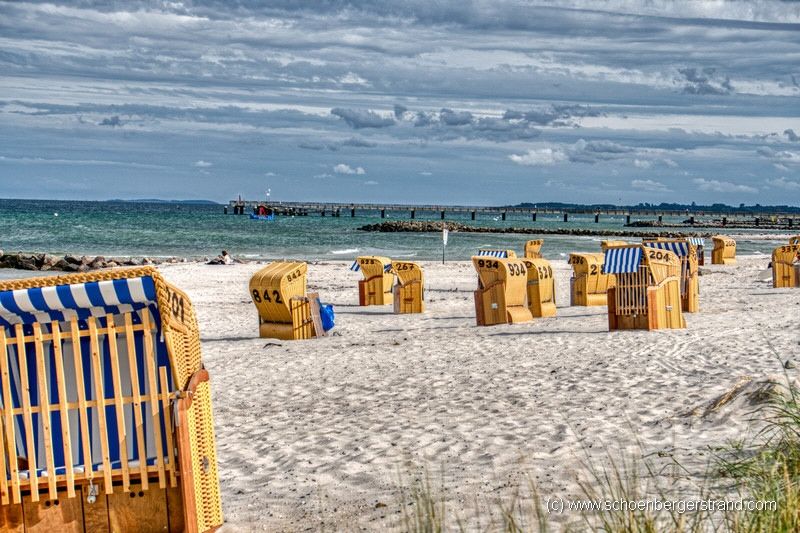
(319, 303, 335, 331)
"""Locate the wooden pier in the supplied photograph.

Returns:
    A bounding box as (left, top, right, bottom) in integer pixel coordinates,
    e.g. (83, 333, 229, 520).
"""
(225, 200, 799, 227)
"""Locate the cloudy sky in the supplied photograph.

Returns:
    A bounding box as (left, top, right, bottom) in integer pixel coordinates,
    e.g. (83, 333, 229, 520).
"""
(1, 1, 799, 205)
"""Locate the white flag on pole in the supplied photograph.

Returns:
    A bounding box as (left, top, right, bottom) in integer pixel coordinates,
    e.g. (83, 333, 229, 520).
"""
(442, 226, 449, 246)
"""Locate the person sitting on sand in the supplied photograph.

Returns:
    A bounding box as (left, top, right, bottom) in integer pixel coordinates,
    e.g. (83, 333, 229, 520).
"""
(208, 250, 234, 265)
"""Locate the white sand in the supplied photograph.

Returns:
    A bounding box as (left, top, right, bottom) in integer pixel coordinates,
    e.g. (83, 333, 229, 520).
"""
(156, 257, 797, 531)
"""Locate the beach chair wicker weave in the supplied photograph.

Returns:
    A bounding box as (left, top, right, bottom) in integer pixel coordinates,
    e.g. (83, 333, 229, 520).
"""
(568, 253, 615, 306)
(711, 236, 736, 265)
(523, 240, 544, 259)
(522, 258, 556, 318)
(472, 257, 532, 326)
(772, 244, 800, 288)
(355, 256, 394, 306)
(600, 240, 627, 252)
(391, 262, 424, 314)
(605, 245, 686, 330)
(250, 261, 325, 340)
(0, 267, 222, 532)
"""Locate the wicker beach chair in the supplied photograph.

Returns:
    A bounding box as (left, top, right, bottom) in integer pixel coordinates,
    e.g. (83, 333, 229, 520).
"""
(471, 256, 532, 326)
(600, 240, 627, 252)
(711, 236, 736, 265)
(250, 261, 326, 340)
(391, 262, 424, 314)
(568, 253, 615, 306)
(0, 267, 222, 532)
(642, 238, 699, 313)
(523, 240, 544, 259)
(772, 244, 800, 288)
(605, 245, 686, 330)
(522, 258, 556, 318)
(687, 237, 706, 265)
(354, 256, 394, 306)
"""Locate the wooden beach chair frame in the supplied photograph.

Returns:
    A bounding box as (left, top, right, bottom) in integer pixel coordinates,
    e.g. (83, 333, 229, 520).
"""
(0, 266, 222, 532)
(522, 258, 557, 318)
(250, 261, 326, 340)
(711, 235, 736, 265)
(772, 244, 800, 288)
(642, 238, 699, 313)
(472, 257, 532, 326)
(391, 262, 424, 314)
(568, 253, 615, 306)
(605, 245, 686, 331)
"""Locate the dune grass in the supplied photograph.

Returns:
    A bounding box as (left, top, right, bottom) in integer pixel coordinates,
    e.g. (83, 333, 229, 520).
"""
(397, 373, 800, 532)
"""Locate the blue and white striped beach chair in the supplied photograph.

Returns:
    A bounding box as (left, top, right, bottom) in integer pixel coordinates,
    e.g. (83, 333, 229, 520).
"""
(642, 239, 700, 312)
(604, 245, 685, 330)
(476, 249, 517, 259)
(687, 237, 705, 264)
(0, 267, 222, 532)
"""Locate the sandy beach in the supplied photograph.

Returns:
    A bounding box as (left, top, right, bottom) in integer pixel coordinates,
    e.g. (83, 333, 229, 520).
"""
(145, 256, 795, 531)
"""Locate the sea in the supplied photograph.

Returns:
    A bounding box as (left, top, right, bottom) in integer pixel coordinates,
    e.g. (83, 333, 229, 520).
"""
(0, 199, 791, 265)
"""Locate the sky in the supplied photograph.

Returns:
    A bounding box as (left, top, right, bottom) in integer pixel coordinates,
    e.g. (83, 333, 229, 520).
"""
(0, 0, 799, 206)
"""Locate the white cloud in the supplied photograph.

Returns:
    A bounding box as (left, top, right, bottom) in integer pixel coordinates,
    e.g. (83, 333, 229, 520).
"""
(766, 177, 800, 190)
(331, 108, 394, 129)
(631, 179, 669, 192)
(1, 0, 798, 204)
(334, 163, 366, 175)
(758, 147, 800, 164)
(693, 178, 757, 193)
(338, 72, 370, 86)
(363, 180, 379, 185)
(509, 148, 567, 166)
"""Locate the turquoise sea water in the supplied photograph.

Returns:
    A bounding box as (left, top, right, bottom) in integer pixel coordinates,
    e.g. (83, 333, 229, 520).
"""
(0, 199, 790, 263)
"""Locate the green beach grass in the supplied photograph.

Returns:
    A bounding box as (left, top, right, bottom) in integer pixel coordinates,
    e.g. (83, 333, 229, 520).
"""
(396, 371, 800, 532)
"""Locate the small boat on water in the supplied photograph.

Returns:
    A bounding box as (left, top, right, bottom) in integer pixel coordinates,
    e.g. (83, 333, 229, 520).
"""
(250, 204, 275, 221)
